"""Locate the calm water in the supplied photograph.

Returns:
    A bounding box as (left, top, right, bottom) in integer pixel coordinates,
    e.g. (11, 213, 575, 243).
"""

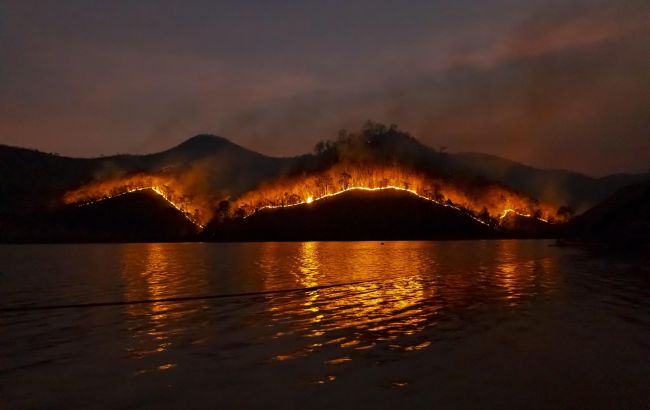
(1, 241, 649, 409)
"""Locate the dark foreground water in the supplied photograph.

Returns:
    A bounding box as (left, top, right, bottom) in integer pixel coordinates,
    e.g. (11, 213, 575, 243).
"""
(1, 241, 649, 409)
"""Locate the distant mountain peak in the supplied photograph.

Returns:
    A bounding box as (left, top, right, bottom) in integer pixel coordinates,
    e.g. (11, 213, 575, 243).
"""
(157, 134, 259, 160)
(175, 134, 232, 150)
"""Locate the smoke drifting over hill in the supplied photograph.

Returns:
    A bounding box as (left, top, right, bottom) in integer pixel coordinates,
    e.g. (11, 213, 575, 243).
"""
(1, 123, 648, 242)
(59, 125, 572, 232)
(1, 0, 649, 175)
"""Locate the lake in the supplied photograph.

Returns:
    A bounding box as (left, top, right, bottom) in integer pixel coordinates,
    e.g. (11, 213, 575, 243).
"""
(1, 241, 649, 408)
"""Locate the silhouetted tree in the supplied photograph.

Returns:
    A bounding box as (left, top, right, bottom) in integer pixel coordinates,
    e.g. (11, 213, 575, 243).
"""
(217, 200, 231, 222)
(322, 174, 333, 193)
(339, 171, 352, 189)
(315, 177, 325, 195)
(362, 120, 387, 137)
(314, 141, 326, 155)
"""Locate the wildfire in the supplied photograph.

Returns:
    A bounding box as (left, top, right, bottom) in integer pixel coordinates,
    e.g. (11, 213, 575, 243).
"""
(232, 163, 568, 226)
(499, 208, 549, 223)
(247, 185, 494, 226)
(62, 174, 212, 227)
(62, 163, 569, 231)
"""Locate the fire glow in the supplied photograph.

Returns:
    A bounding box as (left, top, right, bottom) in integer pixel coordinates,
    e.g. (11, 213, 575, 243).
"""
(63, 174, 210, 228)
(82, 186, 204, 228)
(245, 185, 493, 226)
(242, 185, 552, 226)
(63, 164, 568, 230)
(232, 164, 566, 225)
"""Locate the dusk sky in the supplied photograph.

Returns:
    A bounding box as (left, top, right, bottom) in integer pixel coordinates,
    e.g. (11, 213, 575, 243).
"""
(1, 0, 649, 176)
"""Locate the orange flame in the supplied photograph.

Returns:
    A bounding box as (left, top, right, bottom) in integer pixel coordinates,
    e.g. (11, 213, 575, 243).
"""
(232, 164, 566, 225)
(62, 173, 213, 227)
(62, 164, 569, 230)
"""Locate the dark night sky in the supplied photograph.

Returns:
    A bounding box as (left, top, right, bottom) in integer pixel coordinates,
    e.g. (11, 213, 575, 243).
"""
(1, 0, 649, 176)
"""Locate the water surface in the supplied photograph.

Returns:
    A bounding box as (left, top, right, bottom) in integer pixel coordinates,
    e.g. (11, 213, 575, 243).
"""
(1, 241, 649, 408)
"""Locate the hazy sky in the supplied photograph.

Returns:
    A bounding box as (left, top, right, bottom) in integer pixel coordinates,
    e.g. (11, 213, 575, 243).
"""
(1, 0, 649, 175)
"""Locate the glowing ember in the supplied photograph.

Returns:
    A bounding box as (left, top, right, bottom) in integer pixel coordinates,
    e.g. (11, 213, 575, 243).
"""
(62, 163, 570, 230)
(232, 164, 568, 226)
(499, 208, 549, 223)
(62, 174, 212, 228)
(243, 185, 492, 226)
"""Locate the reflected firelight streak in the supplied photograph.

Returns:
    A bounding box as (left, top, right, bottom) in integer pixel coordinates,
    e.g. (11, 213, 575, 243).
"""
(121, 243, 208, 373)
(113, 241, 559, 368)
(258, 241, 560, 363)
(262, 242, 434, 360)
(122, 244, 176, 358)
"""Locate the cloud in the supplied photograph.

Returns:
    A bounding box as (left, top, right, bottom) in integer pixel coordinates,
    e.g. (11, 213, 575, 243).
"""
(448, 0, 650, 66)
(0, 0, 648, 175)
(211, 0, 650, 175)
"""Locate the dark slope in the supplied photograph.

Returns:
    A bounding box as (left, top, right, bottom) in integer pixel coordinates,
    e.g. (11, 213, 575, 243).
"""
(147, 134, 305, 196)
(567, 180, 650, 243)
(1, 133, 646, 218)
(205, 189, 496, 241)
(0, 190, 198, 243)
(498, 212, 558, 237)
(449, 152, 650, 212)
(316, 130, 647, 211)
(0, 145, 98, 213)
(0, 135, 297, 216)
(2, 131, 647, 244)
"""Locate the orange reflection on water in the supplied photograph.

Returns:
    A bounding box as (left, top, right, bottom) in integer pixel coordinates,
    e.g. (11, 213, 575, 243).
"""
(295, 242, 322, 325)
(121, 243, 208, 368)
(259, 241, 561, 363)
(114, 241, 560, 370)
(263, 242, 434, 360)
(494, 240, 559, 307)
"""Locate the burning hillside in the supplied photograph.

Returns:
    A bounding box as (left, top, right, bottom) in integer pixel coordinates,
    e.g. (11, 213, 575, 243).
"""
(209, 188, 498, 241)
(229, 163, 567, 226)
(227, 123, 570, 226)
(60, 123, 572, 235)
(62, 173, 215, 227)
(62, 161, 568, 232)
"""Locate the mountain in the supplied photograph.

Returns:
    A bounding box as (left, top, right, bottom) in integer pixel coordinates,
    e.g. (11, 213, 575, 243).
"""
(2, 133, 644, 217)
(0, 135, 300, 216)
(1, 127, 648, 242)
(0, 145, 99, 214)
(205, 189, 496, 241)
(567, 180, 650, 243)
(1, 189, 198, 243)
(447, 152, 650, 213)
